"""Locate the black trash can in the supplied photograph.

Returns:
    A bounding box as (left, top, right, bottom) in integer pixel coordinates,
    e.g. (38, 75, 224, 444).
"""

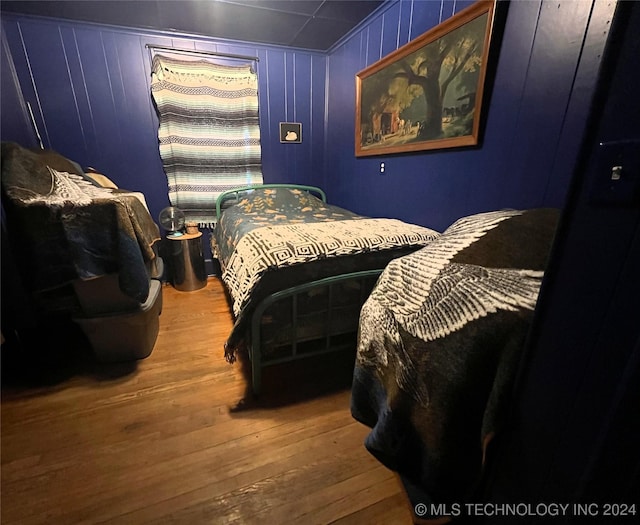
(166, 232, 207, 291)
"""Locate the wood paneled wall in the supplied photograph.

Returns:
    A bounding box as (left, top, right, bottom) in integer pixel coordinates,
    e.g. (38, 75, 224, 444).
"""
(325, 0, 614, 232)
(1, 0, 616, 236)
(486, 0, 640, 508)
(1, 16, 327, 226)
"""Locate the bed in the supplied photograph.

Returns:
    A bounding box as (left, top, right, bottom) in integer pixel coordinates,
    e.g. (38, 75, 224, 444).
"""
(1, 141, 161, 311)
(212, 184, 441, 394)
(350, 207, 560, 520)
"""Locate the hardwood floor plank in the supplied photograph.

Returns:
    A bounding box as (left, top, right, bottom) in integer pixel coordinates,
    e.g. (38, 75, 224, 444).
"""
(2, 397, 357, 520)
(108, 432, 385, 524)
(42, 422, 368, 523)
(226, 465, 401, 524)
(1, 277, 409, 524)
(330, 493, 414, 524)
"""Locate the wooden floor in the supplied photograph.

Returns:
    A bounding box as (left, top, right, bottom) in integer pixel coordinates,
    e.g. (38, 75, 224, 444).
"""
(1, 277, 413, 525)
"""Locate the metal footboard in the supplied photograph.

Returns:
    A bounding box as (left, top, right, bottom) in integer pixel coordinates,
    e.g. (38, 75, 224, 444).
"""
(248, 269, 383, 394)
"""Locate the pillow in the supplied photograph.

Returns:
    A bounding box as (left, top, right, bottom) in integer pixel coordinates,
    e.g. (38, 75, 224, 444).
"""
(1, 142, 81, 198)
(235, 187, 326, 214)
(30, 148, 85, 177)
(84, 168, 119, 189)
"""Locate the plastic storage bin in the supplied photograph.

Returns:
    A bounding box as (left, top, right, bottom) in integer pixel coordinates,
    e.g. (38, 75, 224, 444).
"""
(72, 257, 165, 315)
(73, 279, 163, 362)
(72, 273, 141, 315)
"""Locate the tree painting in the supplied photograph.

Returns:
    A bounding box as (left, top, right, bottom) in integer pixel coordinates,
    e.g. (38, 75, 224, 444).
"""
(356, 2, 494, 156)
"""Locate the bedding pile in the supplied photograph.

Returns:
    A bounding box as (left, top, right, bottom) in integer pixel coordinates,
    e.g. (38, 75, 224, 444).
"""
(351, 208, 560, 509)
(1, 142, 160, 303)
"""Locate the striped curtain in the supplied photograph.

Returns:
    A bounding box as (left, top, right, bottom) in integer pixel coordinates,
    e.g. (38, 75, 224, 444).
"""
(150, 54, 263, 226)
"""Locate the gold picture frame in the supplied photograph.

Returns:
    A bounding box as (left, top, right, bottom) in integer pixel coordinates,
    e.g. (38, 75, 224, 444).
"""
(355, 0, 497, 157)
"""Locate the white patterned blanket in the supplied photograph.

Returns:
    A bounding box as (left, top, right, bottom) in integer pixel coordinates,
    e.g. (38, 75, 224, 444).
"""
(222, 218, 440, 317)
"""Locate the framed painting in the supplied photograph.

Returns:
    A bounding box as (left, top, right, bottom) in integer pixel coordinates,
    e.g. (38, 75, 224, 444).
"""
(355, 0, 498, 157)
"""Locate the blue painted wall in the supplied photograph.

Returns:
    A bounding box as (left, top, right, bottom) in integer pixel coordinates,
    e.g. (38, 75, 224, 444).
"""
(1, 32, 37, 149)
(1, 0, 614, 239)
(325, 0, 613, 232)
(0, 15, 327, 229)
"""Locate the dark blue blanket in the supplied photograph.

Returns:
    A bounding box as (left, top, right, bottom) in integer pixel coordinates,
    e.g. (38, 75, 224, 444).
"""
(351, 208, 560, 520)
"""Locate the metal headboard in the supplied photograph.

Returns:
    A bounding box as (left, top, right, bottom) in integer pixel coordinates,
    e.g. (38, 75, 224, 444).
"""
(215, 184, 327, 220)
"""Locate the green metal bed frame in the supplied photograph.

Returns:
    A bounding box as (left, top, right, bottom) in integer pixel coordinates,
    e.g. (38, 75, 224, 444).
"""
(215, 184, 382, 394)
(248, 269, 382, 394)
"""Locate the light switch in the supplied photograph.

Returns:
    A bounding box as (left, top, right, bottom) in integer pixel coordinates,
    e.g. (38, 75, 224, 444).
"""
(611, 165, 622, 181)
(590, 140, 639, 206)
